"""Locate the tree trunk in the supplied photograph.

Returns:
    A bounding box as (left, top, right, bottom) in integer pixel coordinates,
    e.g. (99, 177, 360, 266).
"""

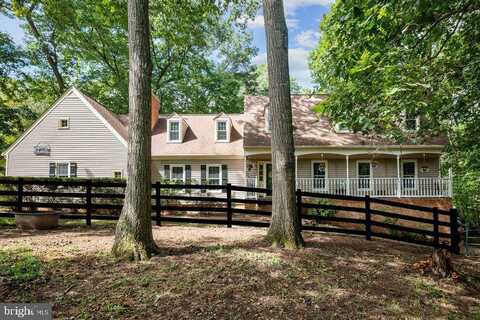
(24, 6, 66, 93)
(263, 0, 304, 249)
(112, 0, 159, 261)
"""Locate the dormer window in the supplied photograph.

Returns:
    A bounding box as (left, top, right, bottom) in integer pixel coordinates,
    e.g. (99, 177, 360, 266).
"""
(168, 119, 181, 142)
(215, 120, 228, 142)
(405, 112, 420, 131)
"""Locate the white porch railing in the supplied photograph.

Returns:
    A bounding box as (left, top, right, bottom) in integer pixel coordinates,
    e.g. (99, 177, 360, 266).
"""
(246, 177, 452, 198)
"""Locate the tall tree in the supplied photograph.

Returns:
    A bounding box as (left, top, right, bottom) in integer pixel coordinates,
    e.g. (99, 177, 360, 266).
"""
(5, 0, 258, 114)
(112, 0, 158, 261)
(0, 32, 34, 157)
(309, 0, 480, 225)
(248, 63, 302, 95)
(263, 0, 304, 249)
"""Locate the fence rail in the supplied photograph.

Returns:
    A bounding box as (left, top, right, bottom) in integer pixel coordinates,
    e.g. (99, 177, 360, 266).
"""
(0, 177, 460, 253)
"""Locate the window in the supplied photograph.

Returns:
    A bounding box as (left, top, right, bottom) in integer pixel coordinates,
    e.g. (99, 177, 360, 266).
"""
(58, 163, 69, 177)
(402, 160, 417, 189)
(113, 170, 123, 179)
(49, 162, 77, 178)
(312, 161, 327, 190)
(258, 163, 264, 184)
(216, 120, 228, 142)
(357, 161, 372, 190)
(168, 120, 181, 142)
(405, 112, 420, 131)
(207, 165, 221, 185)
(58, 118, 69, 129)
(170, 165, 185, 182)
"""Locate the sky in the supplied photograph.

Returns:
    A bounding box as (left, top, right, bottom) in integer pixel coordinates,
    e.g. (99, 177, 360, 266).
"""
(0, 0, 332, 89)
(248, 0, 333, 88)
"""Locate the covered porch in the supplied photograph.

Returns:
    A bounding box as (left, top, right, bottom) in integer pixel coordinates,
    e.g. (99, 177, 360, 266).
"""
(244, 149, 452, 198)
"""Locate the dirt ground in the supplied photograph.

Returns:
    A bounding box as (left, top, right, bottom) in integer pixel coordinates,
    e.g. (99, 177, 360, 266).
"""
(0, 221, 479, 320)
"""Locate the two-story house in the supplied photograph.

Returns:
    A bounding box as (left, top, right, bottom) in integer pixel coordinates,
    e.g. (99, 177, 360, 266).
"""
(2, 87, 452, 202)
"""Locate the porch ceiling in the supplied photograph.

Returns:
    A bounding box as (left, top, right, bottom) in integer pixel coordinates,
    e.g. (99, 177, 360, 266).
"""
(246, 153, 441, 160)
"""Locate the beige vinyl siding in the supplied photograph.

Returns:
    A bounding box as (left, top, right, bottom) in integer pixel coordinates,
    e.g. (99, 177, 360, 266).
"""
(6, 92, 127, 178)
(152, 159, 245, 185)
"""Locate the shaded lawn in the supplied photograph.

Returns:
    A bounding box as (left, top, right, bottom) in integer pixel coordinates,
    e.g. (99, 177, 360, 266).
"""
(0, 222, 479, 320)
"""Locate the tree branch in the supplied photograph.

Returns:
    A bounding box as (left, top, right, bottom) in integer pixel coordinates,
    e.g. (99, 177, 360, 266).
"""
(24, 2, 65, 92)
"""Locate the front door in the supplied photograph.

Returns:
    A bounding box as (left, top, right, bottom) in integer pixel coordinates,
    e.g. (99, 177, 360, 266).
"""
(257, 162, 273, 189)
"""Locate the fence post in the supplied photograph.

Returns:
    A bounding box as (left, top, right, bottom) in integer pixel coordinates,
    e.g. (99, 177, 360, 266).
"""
(226, 183, 232, 228)
(296, 189, 303, 230)
(85, 179, 92, 226)
(449, 208, 460, 254)
(433, 207, 439, 248)
(365, 195, 371, 240)
(16, 177, 24, 213)
(155, 181, 161, 226)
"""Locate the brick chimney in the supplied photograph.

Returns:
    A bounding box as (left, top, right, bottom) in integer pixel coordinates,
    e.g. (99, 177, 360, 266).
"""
(151, 93, 160, 130)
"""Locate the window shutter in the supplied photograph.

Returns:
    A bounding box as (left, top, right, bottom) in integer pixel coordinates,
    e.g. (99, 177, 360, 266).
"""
(164, 165, 170, 180)
(49, 163, 56, 177)
(185, 165, 191, 184)
(201, 165, 207, 193)
(221, 164, 228, 192)
(70, 163, 77, 177)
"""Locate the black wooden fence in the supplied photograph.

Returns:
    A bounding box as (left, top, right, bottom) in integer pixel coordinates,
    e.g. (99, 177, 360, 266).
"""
(0, 177, 460, 253)
(465, 226, 480, 255)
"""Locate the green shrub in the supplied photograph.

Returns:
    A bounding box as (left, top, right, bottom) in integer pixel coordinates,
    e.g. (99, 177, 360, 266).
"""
(308, 198, 336, 217)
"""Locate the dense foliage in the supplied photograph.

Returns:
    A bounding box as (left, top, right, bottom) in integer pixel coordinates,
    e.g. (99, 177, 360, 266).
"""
(0, 32, 34, 155)
(310, 0, 480, 224)
(1, 0, 260, 115)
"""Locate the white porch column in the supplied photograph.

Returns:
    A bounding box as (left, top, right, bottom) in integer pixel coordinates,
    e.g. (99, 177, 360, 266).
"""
(396, 154, 401, 197)
(295, 155, 298, 189)
(346, 155, 350, 195)
(448, 167, 453, 197)
(243, 156, 247, 186)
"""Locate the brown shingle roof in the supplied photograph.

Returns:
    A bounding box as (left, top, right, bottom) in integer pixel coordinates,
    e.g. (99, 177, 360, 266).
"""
(243, 95, 447, 147)
(78, 91, 129, 141)
(150, 114, 245, 157)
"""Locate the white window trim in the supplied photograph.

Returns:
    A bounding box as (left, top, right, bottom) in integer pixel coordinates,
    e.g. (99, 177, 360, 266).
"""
(206, 164, 222, 185)
(404, 112, 421, 132)
(401, 159, 418, 190)
(356, 160, 373, 191)
(257, 161, 271, 188)
(58, 117, 70, 129)
(334, 123, 350, 133)
(52, 161, 74, 178)
(215, 119, 230, 142)
(167, 119, 182, 143)
(113, 170, 123, 179)
(170, 164, 186, 183)
(311, 160, 328, 191)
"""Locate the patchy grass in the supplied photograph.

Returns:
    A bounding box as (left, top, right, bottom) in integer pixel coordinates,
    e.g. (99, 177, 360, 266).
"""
(0, 224, 479, 319)
(0, 247, 43, 283)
